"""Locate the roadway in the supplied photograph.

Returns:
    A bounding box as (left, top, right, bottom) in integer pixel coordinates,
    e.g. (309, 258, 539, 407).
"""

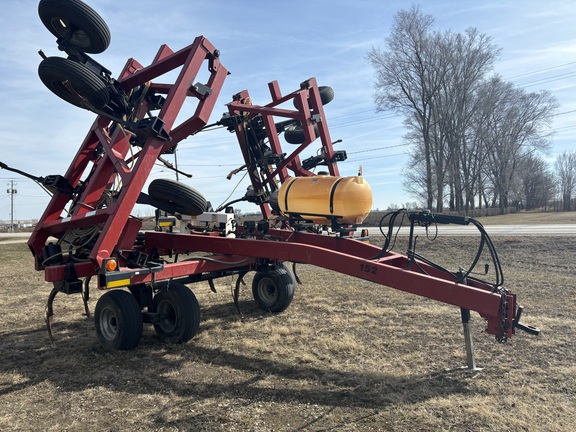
(365, 224, 576, 237)
(2, 224, 576, 245)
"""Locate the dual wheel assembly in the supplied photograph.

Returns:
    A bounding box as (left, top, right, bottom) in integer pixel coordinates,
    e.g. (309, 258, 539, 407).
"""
(37, 0, 209, 216)
(37, 0, 113, 110)
(94, 264, 296, 350)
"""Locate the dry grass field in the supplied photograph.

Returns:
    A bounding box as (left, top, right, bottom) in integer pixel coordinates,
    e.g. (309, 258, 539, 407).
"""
(475, 211, 576, 225)
(0, 228, 574, 431)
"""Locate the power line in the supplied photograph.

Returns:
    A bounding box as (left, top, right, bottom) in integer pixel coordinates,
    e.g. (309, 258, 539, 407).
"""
(519, 71, 576, 89)
(347, 143, 406, 155)
(555, 109, 576, 117)
(328, 108, 376, 120)
(172, 61, 576, 150)
(505, 61, 576, 80)
(0, 177, 34, 181)
(554, 123, 576, 131)
(344, 152, 406, 164)
(178, 163, 241, 167)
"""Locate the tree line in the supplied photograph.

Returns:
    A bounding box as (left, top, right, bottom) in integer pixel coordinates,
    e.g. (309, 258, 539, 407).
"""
(367, 6, 567, 214)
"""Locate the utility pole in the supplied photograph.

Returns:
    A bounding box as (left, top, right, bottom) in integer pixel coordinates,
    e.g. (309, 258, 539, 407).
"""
(6, 180, 17, 232)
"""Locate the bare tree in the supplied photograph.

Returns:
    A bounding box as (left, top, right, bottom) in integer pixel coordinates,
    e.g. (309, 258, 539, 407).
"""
(369, 7, 558, 215)
(367, 6, 445, 210)
(402, 132, 433, 207)
(433, 28, 499, 213)
(479, 77, 557, 213)
(555, 151, 576, 211)
(367, 7, 498, 213)
(517, 154, 554, 210)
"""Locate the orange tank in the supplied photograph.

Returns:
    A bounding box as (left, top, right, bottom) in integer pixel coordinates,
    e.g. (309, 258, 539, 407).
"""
(277, 175, 372, 225)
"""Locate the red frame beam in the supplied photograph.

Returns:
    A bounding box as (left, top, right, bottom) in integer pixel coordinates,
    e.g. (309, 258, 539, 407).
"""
(28, 37, 229, 269)
(139, 230, 513, 339)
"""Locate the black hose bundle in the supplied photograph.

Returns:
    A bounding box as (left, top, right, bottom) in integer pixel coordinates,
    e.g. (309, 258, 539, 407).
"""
(370, 210, 504, 289)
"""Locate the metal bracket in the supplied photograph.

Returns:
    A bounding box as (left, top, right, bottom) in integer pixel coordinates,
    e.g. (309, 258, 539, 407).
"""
(133, 117, 171, 142)
(54, 263, 83, 295)
(191, 82, 213, 98)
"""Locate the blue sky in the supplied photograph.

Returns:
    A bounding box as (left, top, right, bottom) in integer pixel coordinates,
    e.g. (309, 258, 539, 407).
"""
(1, 0, 575, 220)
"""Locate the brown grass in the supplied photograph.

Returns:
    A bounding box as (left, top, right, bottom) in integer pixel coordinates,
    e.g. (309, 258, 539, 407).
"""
(475, 211, 576, 225)
(0, 234, 574, 431)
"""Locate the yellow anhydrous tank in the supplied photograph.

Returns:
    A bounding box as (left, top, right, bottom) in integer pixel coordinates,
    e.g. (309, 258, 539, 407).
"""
(278, 175, 372, 225)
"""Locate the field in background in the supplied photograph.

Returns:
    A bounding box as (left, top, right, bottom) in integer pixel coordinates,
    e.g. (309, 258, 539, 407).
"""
(359, 209, 576, 227)
(0, 233, 574, 431)
(475, 211, 576, 225)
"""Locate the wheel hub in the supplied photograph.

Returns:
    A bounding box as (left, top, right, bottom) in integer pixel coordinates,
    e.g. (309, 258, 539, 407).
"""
(257, 278, 278, 304)
(99, 307, 119, 341)
(156, 301, 177, 333)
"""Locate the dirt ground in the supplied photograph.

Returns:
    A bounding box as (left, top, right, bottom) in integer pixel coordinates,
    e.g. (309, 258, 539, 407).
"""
(0, 233, 574, 431)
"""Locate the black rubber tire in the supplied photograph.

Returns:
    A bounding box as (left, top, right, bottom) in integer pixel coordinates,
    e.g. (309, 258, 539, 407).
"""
(95, 290, 143, 350)
(152, 282, 201, 344)
(252, 263, 296, 313)
(293, 86, 335, 109)
(38, 0, 111, 54)
(148, 179, 207, 216)
(38, 56, 109, 109)
(284, 124, 319, 145)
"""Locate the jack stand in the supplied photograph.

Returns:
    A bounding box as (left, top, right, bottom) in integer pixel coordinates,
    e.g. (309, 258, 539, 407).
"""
(461, 308, 483, 371)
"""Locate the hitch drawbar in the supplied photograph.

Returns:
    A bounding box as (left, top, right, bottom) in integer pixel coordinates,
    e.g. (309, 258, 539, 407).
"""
(514, 306, 541, 335)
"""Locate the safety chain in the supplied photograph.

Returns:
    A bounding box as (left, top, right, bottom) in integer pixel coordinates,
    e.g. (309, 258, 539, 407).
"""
(495, 287, 509, 343)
